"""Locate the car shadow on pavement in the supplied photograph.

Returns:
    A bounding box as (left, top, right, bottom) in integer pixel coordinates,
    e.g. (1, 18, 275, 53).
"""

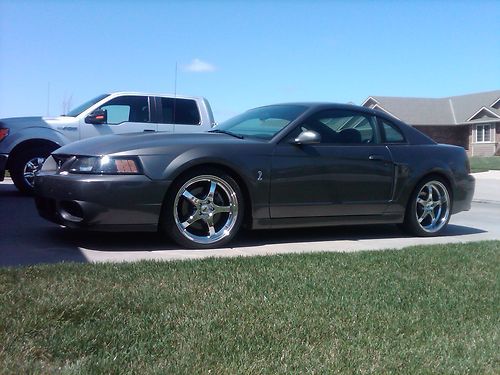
(45, 222, 486, 253)
(0, 184, 90, 267)
(229, 223, 485, 248)
(46, 228, 176, 252)
(0, 181, 487, 266)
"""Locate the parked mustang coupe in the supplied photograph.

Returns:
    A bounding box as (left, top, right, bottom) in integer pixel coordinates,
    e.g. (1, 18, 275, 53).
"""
(34, 103, 475, 248)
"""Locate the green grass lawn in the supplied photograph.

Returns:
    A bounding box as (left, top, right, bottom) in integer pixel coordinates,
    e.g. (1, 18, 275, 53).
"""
(470, 156, 500, 173)
(1, 241, 499, 374)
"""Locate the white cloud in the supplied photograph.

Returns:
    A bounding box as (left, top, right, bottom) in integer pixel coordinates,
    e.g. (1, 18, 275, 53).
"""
(183, 58, 216, 73)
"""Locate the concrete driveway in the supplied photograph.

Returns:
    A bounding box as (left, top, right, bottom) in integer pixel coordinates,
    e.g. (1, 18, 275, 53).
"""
(1, 172, 499, 266)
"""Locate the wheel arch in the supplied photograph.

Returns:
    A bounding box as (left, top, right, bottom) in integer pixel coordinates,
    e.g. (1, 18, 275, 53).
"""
(404, 171, 454, 215)
(6, 138, 60, 170)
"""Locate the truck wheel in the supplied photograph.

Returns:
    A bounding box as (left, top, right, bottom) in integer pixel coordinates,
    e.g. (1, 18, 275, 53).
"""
(161, 168, 244, 249)
(10, 146, 56, 194)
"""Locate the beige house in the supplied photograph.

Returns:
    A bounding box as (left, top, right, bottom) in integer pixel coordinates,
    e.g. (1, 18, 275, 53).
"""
(362, 90, 500, 156)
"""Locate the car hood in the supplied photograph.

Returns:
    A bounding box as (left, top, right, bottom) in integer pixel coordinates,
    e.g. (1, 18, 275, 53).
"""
(0, 116, 75, 130)
(53, 132, 260, 157)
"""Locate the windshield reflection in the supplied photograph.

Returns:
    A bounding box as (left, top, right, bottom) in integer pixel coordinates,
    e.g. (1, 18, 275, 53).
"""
(66, 94, 109, 117)
(216, 105, 307, 140)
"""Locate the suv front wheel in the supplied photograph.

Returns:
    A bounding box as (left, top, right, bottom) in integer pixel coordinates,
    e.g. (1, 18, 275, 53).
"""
(10, 145, 56, 194)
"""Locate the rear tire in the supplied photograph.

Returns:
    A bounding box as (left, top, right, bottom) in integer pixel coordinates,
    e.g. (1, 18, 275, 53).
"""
(401, 177, 451, 236)
(10, 145, 56, 195)
(161, 168, 244, 249)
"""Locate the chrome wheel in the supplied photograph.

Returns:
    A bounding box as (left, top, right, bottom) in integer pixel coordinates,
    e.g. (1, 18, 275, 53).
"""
(23, 157, 45, 188)
(415, 181, 450, 233)
(173, 175, 239, 245)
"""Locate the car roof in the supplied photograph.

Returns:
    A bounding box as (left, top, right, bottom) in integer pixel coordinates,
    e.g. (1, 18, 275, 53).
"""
(107, 91, 206, 100)
(262, 102, 435, 145)
(255, 102, 380, 113)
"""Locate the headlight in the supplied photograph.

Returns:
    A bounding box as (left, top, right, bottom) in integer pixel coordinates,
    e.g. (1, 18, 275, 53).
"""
(60, 155, 143, 175)
(69, 157, 99, 173)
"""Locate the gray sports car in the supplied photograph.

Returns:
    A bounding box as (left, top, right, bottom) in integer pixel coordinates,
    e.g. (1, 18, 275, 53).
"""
(34, 103, 475, 249)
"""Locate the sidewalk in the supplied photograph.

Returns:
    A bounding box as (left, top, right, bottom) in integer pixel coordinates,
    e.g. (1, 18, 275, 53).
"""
(0, 177, 12, 185)
(472, 170, 500, 204)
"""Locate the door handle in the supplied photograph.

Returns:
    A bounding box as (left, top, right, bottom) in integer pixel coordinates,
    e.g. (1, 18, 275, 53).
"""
(369, 154, 390, 162)
(143, 129, 156, 132)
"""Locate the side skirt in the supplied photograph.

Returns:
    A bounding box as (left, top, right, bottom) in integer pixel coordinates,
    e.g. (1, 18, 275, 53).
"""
(251, 213, 404, 230)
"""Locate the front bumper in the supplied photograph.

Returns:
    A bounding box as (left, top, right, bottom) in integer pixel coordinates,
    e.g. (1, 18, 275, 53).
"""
(0, 154, 8, 181)
(34, 172, 171, 231)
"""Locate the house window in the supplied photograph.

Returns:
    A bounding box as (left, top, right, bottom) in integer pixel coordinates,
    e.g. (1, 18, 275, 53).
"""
(475, 124, 492, 143)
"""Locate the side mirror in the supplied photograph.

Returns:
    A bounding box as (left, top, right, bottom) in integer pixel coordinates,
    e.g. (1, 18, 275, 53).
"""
(291, 130, 321, 145)
(85, 109, 107, 125)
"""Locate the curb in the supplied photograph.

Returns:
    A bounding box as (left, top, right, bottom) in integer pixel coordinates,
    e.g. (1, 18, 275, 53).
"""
(472, 170, 500, 180)
(472, 199, 500, 205)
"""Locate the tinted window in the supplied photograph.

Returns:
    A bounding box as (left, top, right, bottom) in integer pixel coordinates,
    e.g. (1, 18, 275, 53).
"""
(216, 105, 307, 139)
(99, 96, 150, 124)
(160, 98, 201, 125)
(380, 119, 405, 143)
(289, 110, 378, 144)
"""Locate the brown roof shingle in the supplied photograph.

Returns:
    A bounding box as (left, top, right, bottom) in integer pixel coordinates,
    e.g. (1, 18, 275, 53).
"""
(363, 90, 500, 126)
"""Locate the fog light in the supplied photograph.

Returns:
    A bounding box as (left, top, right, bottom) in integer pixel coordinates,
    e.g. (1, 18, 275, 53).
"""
(59, 200, 84, 222)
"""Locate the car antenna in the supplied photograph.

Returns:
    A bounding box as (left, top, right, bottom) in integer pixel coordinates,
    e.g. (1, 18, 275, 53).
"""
(46, 82, 51, 116)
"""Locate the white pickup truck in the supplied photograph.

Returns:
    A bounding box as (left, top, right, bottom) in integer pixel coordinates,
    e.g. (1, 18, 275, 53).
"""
(0, 92, 216, 193)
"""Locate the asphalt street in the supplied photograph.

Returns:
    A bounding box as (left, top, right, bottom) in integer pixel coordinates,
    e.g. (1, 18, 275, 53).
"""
(1, 172, 499, 266)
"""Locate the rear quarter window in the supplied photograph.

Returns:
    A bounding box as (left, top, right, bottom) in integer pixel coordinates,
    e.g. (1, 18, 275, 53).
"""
(160, 98, 201, 125)
(379, 118, 406, 143)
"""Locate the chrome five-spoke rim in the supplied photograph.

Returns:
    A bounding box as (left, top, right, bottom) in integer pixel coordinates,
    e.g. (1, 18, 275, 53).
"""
(415, 181, 450, 233)
(24, 157, 45, 187)
(174, 175, 239, 245)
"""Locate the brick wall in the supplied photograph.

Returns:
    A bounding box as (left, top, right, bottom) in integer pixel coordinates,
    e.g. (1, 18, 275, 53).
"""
(413, 125, 469, 150)
(473, 143, 496, 157)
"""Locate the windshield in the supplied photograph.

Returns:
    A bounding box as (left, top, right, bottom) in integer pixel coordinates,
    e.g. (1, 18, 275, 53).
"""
(215, 105, 308, 140)
(66, 94, 110, 117)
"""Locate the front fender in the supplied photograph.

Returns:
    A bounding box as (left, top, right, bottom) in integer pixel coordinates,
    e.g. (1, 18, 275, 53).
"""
(0, 127, 71, 154)
(140, 144, 273, 221)
(164, 152, 254, 183)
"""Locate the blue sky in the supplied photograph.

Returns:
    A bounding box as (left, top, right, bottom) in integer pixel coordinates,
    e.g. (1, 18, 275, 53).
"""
(1, 0, 499, 121)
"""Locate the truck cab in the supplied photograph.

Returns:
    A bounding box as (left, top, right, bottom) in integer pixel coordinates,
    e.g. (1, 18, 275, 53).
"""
(0, 92, 215, 193)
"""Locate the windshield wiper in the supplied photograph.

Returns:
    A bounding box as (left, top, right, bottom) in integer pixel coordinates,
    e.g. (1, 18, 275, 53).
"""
(209, 129, 244, 139)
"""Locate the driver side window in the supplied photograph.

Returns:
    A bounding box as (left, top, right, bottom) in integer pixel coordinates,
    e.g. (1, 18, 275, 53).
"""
(290, 110, 378, 144)
(99, 96, 150, 125)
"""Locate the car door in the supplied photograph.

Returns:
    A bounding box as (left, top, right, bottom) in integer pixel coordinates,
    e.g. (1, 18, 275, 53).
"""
(270, 109, 395, 218)
(155, 97, 202, 134)
(80, 95, 157, 139)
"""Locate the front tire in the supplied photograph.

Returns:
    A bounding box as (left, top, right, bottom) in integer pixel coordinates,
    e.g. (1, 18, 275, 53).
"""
(10, 146, 56, 194)
(402, 177, 451, 236)
(161, 168, 244, 249)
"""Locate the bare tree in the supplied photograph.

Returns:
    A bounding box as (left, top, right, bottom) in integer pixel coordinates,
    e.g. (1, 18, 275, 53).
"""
(61, 92, 73, 115)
